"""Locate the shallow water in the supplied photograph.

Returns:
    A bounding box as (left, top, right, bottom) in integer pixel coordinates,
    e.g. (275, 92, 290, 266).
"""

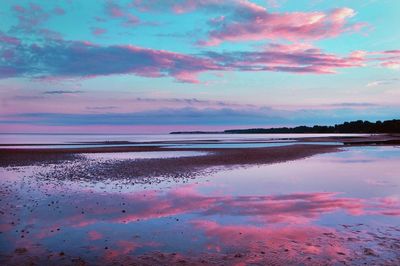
(1, 146, 399, 264)
(168, 141, 343, 148)
(0, 133, 364, 145)
(0, 143, 177, 149)
(0, 141, 343, 149)
(83, 151, 209, 160)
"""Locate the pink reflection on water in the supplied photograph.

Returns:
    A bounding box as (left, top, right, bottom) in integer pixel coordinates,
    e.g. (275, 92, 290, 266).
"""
(3, 184, 397, 251)
(1, 146, 400, 264)
(87, 230, 103, 241)
(192, 220, 349, 263)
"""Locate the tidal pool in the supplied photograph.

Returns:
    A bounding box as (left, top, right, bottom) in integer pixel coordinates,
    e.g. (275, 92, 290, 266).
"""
(0, 146, 399, 265)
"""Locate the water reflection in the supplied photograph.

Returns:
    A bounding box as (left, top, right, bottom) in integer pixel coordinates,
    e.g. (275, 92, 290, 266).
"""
(82, 151, 209, 161)
(1, 146, 399, 264)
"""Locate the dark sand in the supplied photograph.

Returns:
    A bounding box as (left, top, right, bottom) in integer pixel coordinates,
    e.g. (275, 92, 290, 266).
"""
(0, 144, 341, 180)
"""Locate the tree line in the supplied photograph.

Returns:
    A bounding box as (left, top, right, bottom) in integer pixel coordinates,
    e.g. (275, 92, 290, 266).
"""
(223, 119, 400, 134)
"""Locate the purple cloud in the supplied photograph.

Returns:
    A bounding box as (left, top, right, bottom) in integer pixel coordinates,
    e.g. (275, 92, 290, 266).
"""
(0, 37, 376, 82)
(0, 39, 219, 83)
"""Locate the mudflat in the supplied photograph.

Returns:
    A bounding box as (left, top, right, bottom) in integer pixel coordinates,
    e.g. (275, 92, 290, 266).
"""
(1, 134, 400, 265)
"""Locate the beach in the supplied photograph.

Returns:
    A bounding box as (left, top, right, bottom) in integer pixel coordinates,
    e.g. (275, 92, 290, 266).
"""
(2, 0, 400, 264)
(1, 134, 400, 265)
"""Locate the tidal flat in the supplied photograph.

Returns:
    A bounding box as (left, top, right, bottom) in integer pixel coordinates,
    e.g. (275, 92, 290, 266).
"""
(0, 134, 399, 265)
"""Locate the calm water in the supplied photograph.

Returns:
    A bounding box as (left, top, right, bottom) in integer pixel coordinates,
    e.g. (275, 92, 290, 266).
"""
(0, 142, 343, 149)
(1, 146, 399, 264)
(0, 133, 365, 145)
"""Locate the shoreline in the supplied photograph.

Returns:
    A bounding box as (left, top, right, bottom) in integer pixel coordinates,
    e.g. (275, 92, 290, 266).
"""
(1, 134, 399, 174)
(1, 144, 340, 180)
(1, 134, 399, 168)
(1, 134, 399, 181)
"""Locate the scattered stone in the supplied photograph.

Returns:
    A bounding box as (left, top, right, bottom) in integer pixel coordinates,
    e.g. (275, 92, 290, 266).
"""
(363, 248, 378, 256)
(14, 247, 28, 254)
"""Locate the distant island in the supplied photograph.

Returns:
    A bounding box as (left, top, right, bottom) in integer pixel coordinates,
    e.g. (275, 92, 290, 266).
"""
(170, 119, 400, 134)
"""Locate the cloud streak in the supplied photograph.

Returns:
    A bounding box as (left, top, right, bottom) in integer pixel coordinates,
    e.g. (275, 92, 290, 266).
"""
(1, 105, 399, 128)
(43, 90, 83, 94)
(2, 37, 389, 82)
(205, 43, 365, 74)
(366, 78, 400, 87)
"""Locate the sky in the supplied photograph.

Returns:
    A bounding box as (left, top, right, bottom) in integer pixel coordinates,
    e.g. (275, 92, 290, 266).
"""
(0, 0, 399, 133)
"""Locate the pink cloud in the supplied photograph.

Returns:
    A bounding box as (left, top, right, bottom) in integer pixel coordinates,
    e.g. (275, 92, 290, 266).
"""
(201, 7, 363, 46)
(0, 39, 220, 83)
(105, 1, 140, 27)
(12, 3, 49, 28)
(0, 34, 397, 82)
(91, 27, 107, 36)
(107, 2, 124, 17)
(12, 4, 26, 13)
(10, 3, 63, 40)
(131, 1, 364, 45)
(0, 32, 20, 45)
(132, 0, 266, 14)
(53, 7, 65, 15)
(207, 42, 366, 74)
(381, 61, 400, 69)
(366, 49, 400, 70)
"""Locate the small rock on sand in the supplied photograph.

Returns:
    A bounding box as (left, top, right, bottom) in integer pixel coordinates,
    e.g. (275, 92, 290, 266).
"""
(14, 247, 27, 254)
(363, 248, 378, 256)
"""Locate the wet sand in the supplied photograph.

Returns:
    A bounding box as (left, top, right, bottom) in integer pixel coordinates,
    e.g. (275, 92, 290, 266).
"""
(0, 144, 341, 180)
(298, 133, 400, 145)
(1, 134, 399, 174)
(1, 134, 400, 265)
(4, 224, 400, 266)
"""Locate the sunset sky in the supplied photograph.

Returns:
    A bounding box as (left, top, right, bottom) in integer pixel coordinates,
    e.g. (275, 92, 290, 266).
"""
(1, 0, 399, 133)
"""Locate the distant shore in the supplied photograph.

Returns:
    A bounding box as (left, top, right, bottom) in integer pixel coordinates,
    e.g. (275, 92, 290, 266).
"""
(170, 119, 400, 134)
